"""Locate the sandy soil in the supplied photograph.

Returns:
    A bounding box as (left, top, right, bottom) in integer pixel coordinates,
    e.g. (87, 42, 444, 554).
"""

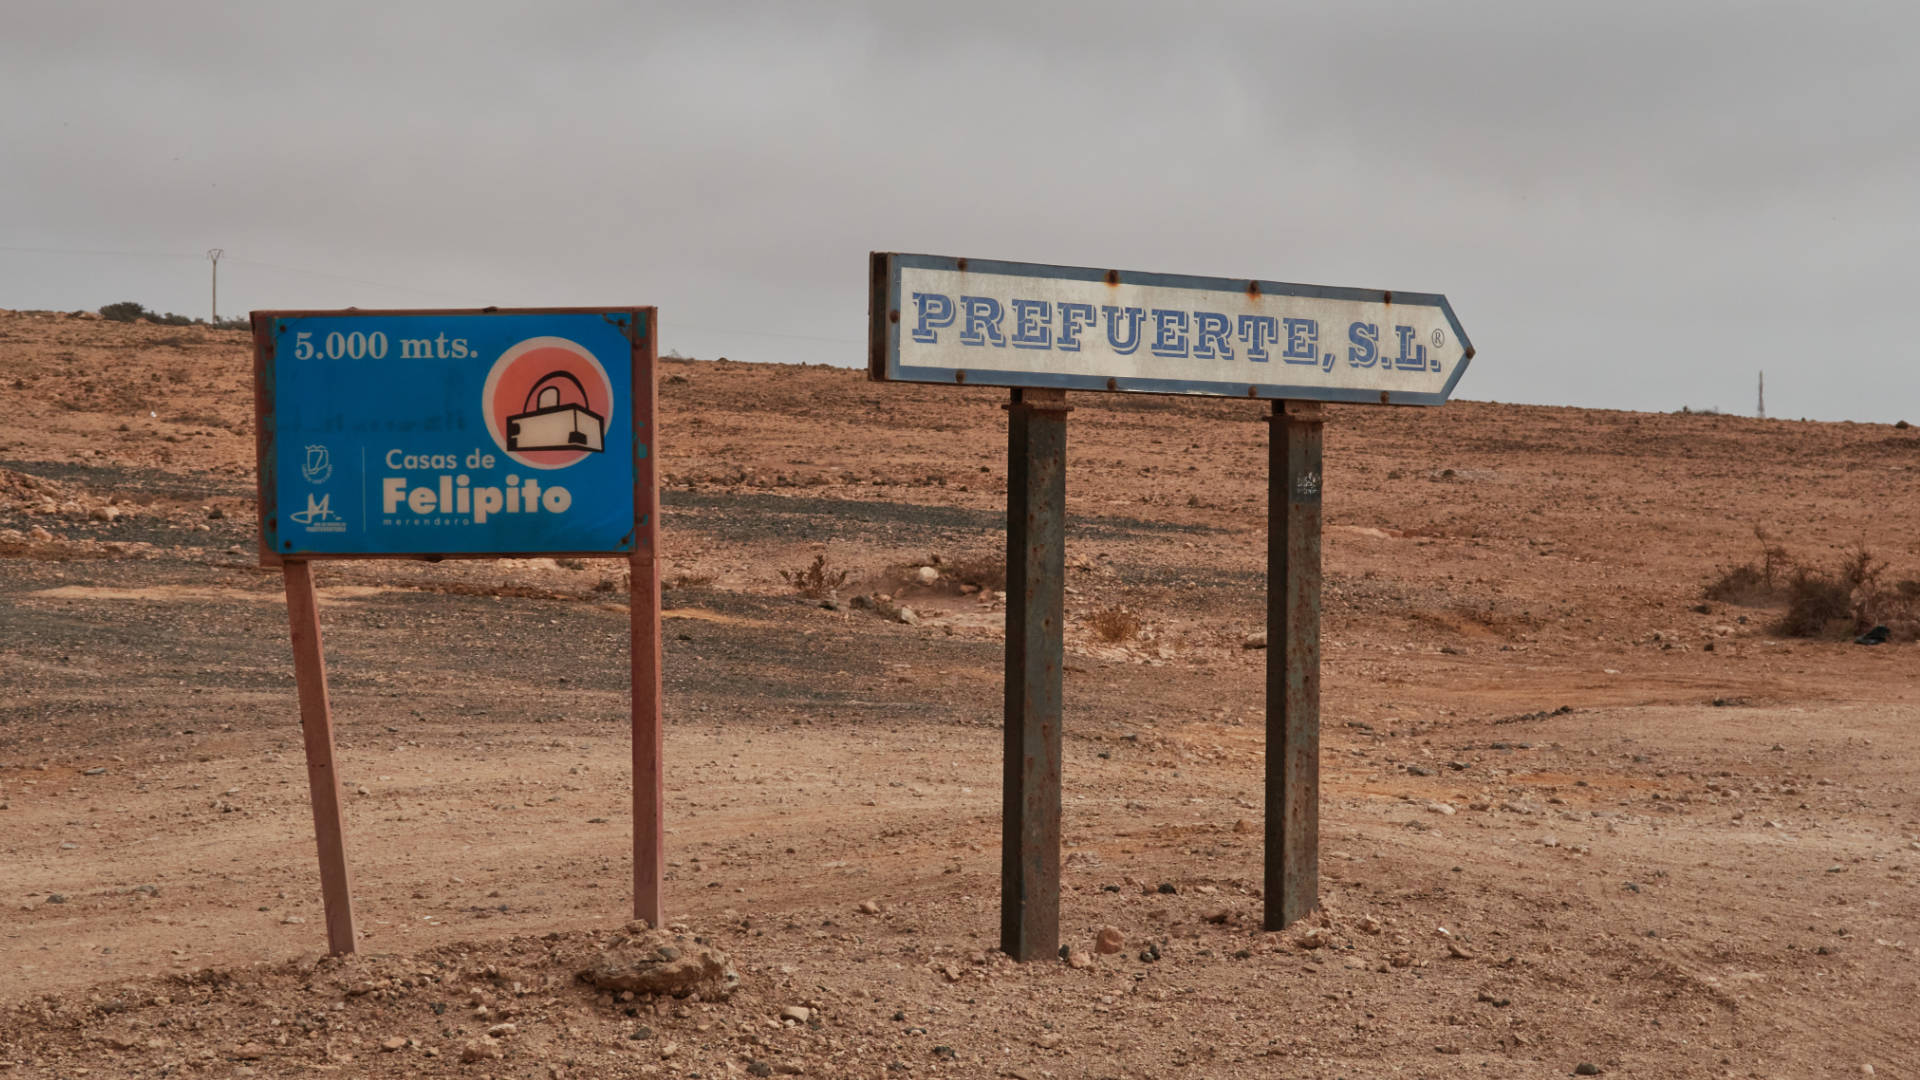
(0, 310, 1916, 1078)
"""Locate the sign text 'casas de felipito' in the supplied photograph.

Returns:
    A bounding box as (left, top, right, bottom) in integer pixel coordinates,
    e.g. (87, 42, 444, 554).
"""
(256, 308, 651, 561)
(250, 306, 666, 956)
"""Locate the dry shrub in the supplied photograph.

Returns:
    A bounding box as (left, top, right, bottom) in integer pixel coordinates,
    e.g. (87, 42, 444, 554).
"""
(1773, 549, 1920, 641)
(1705, 529, 1920, 640)
(779, 553, 849, 599)
(1086, 606, 1142, 643)
(1704, 527, 1792, 606)
(1775, 562, 1859, 638)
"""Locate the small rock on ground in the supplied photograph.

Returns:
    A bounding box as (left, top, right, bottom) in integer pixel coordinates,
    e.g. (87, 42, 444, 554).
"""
(579, 928, 738, 1000)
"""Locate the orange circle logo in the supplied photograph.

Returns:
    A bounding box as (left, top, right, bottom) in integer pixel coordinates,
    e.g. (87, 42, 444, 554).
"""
(480, 337, 615, 470)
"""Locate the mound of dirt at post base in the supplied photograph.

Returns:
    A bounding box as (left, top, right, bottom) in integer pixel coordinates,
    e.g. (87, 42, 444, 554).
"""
(0, 923, 775, 1078)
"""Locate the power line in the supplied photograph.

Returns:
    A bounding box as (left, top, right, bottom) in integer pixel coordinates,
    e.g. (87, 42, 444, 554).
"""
(2, 243, 865, 348)
(0, 243, 200, 259)
(220, 256, 472, 301)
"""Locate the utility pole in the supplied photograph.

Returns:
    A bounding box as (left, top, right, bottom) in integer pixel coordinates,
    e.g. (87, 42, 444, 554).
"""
(207, 248, 224, 324)
(1757, 371, 1765, 419)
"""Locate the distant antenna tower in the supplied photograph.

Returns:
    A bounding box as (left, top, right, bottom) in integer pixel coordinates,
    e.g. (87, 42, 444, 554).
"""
(1756, 370, 1765, 419)
(207, 248, 224, 324)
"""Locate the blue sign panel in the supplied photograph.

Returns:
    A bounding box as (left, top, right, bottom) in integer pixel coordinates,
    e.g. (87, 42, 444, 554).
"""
(257, 309, 649, 559)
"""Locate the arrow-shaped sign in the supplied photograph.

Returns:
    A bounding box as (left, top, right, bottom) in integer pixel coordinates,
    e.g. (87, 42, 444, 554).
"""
(870, 253, 1473, 405)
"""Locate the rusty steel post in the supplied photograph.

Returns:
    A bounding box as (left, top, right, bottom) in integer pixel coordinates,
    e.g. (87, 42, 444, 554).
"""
(1265, 399, 1324, 931)
(1002, 386, 1069, 961)
(631, 310, 665, 929)
(283, 559, 358, 955)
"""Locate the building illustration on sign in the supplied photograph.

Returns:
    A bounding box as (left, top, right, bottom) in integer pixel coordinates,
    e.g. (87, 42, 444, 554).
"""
(507, 371, 606, 454)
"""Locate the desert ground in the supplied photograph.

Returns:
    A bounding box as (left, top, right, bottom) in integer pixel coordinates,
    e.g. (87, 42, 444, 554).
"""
(1, 309, 1916, 1079)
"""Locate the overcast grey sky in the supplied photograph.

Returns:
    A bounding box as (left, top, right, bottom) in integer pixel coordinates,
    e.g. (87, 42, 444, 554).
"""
(4, 1, 1914, 421)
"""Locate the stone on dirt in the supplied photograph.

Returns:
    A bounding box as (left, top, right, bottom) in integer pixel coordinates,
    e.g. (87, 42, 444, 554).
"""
(460, 1038, 503, 1063)
(579, 929, 738, 1000)
(1095, 926, 1125, 954)
(856, 899, 881, 915)
(780, 1006, 811, 1023)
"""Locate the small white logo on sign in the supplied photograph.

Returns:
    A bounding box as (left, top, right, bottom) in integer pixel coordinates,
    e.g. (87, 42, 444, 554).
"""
(302, 444, 333, 484)
(1295, 471, 1321, 498)
(290, 493, 346, 533)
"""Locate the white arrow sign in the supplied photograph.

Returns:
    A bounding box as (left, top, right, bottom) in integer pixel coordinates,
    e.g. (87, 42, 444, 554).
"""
(870, 253, 1472, 405)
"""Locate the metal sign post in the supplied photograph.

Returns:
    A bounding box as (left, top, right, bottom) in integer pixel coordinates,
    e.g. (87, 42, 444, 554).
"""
(1267, 400, 1323, 929)
(871, 252, 1472, 955)
(630, 360, 666, 929)
(254, 307, 661, 953)
(1001, 387, 1069, 960)
(282, 558, 357, 954)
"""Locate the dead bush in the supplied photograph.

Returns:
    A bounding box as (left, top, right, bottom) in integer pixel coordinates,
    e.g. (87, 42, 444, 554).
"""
(780, 553, 850, 599)
(1704, 526, 1792, 606)
(1775, 563, 1858, 638)
(1772, 549, 1920, 640)
(1086, 606, 1142, 643)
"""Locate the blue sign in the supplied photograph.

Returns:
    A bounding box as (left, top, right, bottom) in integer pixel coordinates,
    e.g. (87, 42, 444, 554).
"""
(257, 309, 649, 558)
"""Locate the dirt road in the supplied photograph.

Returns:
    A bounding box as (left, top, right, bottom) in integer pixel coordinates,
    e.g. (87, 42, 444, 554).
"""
(1, 311, 1916, 1078)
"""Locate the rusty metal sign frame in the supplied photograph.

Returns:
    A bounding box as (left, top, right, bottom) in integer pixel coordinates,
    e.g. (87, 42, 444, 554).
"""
(250, 306, 666, 954)
(869, 252, 1471, 959)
